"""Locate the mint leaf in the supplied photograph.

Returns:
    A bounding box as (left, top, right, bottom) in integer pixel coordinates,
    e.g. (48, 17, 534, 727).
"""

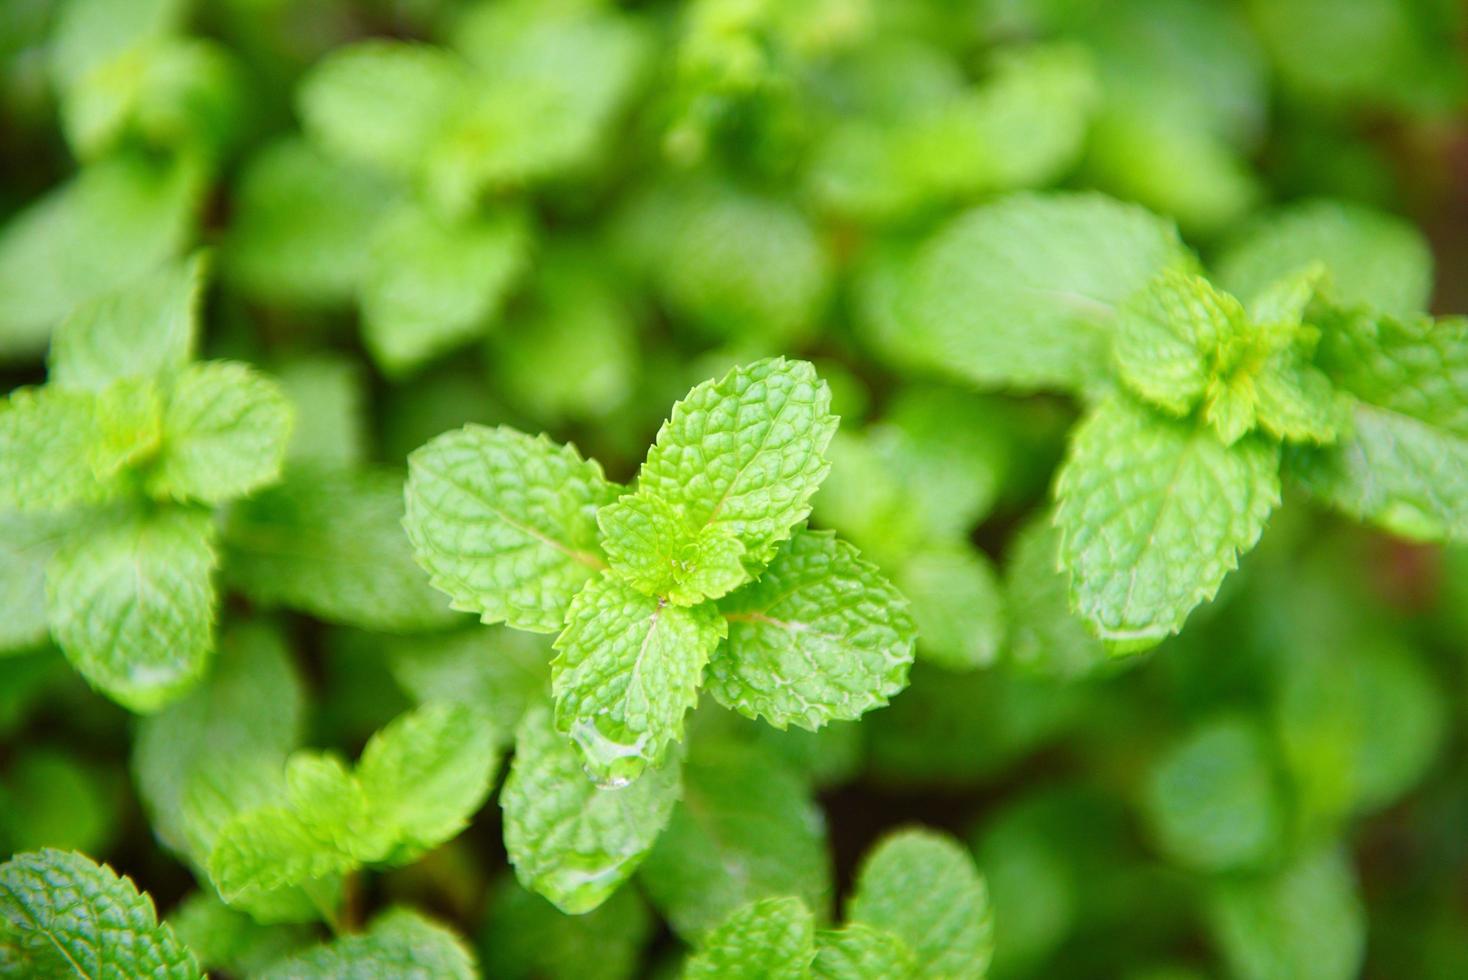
(0, 512, 76, 653)
(481, 877, 654, 980)
(1204, 847, 1364, 980)
(224, 466, 463, 633)
(222, 138, 396, 307)
(1216, 199, 1433, 318)
(46, 506, 217, 712)
(1143, 714, 1284, 873)
(847, 829, 993, 980)
(258, 907, 477, 980)
(637, 357, 836, 567)
(1112, 269, 1242, 415)
(900, 192, 1189, 391)
(813, 923, 918, 980)
(209, 781, 360, 910)
(685, 896, 816, 980)
(0, 152, 199, 359)
(385, 627, 549, 748)
(551, 574, 725, 785)
(133, 622, 305, 862)
(146, 361, 294, 503)
(360, 203, 530, 376)
(405, 425, 618, 632)
(0, 386, 130, 512)
(355, 701, 498, 862)
(640, 741, 831, 940)
(896, 545, 1004, 672)
(297, 41, 468, 179)
(47, 254, 202, 389)
(501, 704, 680, 913)
(0, 848, 199, 979)
(709, 530, 915, 729)
(1055, 395, 1280, 647)
(598, 490, 748, 605)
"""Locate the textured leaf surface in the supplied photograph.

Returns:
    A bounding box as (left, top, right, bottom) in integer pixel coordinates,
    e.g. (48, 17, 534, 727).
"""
(147, 361, 294, 503)
(225, 466, 462, 632)
(1055, 395, 1280, 646)
(901, 192, 1189, 391)
(258, 907, 476, 980)
(1112, 269, 1242, 415)
(640, 741, 830, 939)
(133, 622, 304, 861)
(709, 530, 915, 729)
(501, 704, 680, 913)
(685, 896, 816, 980)
(0, 386, 129, 512)
(356, 702, 498, 861)
(48, 254, 201, 390)
(552, 574, 725, 785)
(637, 358, 836, 566)
(405, 425, 618, 632)
(1216, 199, 1432, 317)
(598, 490, 748, 605)
(813, 923, 918, 980)
(360, 204, 529, 376)
(46, 506, 218, 713)
(848, 829, 993, 980)
(0, 848, 199, 979)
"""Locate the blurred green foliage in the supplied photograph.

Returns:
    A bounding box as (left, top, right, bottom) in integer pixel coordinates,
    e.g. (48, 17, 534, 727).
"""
(2, 0, 1467, 976)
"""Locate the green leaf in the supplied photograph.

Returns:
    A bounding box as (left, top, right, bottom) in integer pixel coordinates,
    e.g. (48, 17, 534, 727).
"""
(356, 701, 499, 862)
(47, 253, 202, 390)
(1111, 269, 1243, 416)
(1055, 395, 1280, 647)
(640, 740, 831, 940)
(146, 361, 294, 503)
(848, 829, 993, 980)
(896, 545, 1004, 672)
(1204, 847, 1364, 980)
(0, 386, 132, 512)
(385, 626, 549, 748)
(360, 203, 530, 376)
(46, 506, 218, 713)
(405, 425, 618, 632)
(1003, 517, 1108, 680)
(0, 512, 74, 653)
(900, 192, 1189, 391)
(637, 358, 837, 567)
(552, 574, 726, 785)
(481, 876, 653, 980)
(0, 152, 200, 359)
(501, 704, 681, 913)
(0, 848, 199, 979)
(685, 896, 816, 980)
(258, 907, 477, 980)
(813, 923, 918, 980)
(133, 621, 305, 862)
(1143, 715, 1284, 873)
(222, 138, 396, 307)
(1215, 199, 1433, 318)
(224, 466, 462, 633)
(709, 530, 915, 729)
(598, 490, 749, 605)
(167, 891, 311, 977)
(297, 40, 468, 179)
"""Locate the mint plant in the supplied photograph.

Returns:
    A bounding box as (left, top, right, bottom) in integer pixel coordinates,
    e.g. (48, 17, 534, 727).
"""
(405, 357, 917, 789)
(0, 256, 293, 711)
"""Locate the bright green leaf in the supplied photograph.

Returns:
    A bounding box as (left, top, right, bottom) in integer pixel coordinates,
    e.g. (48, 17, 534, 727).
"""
(599, 490, 749, 605)
(685, 896, 816, 980)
